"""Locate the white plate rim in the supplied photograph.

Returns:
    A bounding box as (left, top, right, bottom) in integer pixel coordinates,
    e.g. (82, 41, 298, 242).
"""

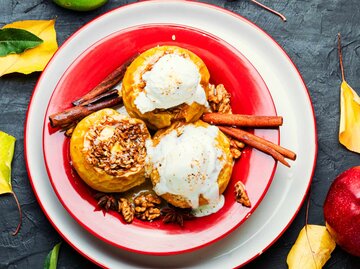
(24, 1, 317, 268)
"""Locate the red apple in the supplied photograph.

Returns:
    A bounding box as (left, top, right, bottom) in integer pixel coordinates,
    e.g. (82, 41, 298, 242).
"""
(323, 166, 360, 257)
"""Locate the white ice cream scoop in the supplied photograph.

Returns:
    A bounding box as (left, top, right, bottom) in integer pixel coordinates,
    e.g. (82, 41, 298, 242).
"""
(134, 54, 207, 113)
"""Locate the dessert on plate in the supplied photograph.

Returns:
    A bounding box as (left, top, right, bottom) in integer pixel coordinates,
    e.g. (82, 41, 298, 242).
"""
(70, 108, 150, 193)
(122, 46, 210, 129)
(146, 120, 233, 213)
(50, 44, 294, 225)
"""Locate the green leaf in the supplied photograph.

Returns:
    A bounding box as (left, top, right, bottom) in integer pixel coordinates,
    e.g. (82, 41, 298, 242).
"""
(44, 242, 61, 269)
(0, 28, 43, 57)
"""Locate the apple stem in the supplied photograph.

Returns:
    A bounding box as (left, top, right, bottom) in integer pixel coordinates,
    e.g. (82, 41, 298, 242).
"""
(337, 33, 346, 82)
(11, 191, 22, 236)
(250, 0, 287, 22)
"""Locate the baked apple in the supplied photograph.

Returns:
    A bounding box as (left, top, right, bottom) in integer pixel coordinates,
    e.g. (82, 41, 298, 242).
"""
(146, 120, 233, 211)
(122, 46, 210, 129)
(70, 108, 151, 192)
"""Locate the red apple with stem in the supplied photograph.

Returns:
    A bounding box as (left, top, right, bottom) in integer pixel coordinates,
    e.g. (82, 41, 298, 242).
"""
(323, 166, 360, 257)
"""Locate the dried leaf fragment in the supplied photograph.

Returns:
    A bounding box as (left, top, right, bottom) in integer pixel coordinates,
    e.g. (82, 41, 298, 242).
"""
(0, 20, 58, 76)
(287, 225, 336, 269)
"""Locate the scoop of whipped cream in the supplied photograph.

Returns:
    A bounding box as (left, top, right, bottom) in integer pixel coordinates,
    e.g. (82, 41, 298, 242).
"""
(134, 54, 207, 113)
(146, 124, 226, 211)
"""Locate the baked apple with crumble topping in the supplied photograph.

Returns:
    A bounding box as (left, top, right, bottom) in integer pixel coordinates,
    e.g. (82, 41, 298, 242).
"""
(122, 46, 210, 129)
(70, 108, 151, 192)
(145, 120, 233, 215)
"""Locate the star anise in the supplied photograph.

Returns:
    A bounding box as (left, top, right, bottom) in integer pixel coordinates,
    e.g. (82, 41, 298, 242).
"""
(93, 192, 119, 211)
(161, 206, 194, 227)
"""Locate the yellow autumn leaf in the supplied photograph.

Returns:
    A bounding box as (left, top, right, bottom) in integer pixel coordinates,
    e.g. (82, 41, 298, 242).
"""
(336, 33, 360, 153)
(287, 225, 336, 269)
(339, 80, 360, 152)
(0, 20, 58, 76)
(0, 130, 22, 235)
(0, 131, 16, 194)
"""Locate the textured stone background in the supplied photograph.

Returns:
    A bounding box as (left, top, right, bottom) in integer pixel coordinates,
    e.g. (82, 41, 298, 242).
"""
(1, 0, 360, 268)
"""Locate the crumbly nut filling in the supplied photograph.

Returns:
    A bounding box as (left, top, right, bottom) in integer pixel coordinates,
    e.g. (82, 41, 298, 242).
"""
(84, 115, 147, 176)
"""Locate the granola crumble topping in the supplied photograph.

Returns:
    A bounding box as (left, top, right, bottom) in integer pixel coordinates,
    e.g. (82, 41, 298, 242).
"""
(84, 115, 148, 176)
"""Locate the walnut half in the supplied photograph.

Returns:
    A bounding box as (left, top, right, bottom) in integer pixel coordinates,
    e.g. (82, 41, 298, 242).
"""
(234, 181, 251, 207)
(118, 198, 134, 223)
(207, 84, 232, 114)
(134, 193, 161, 221)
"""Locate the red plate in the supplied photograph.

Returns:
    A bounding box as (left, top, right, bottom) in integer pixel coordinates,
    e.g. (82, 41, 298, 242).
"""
(43, 24, 278, 255)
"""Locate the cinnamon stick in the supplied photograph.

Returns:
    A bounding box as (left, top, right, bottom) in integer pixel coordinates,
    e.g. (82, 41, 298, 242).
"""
(202, 113, 283, 128)
(219, 126, 296, 164)
(80, 88, 119, 106)
(49, 96, 122, 128)
(72, 64, 127, 106)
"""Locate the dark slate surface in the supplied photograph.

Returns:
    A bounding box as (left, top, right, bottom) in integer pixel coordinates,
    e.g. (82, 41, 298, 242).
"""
(1, 0, 360, 268)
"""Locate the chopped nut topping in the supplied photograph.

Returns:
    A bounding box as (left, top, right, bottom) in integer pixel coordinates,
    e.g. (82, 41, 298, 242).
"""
(234, 181, 251, 207)
(134, 193, 161, 221)
(84, 115, 148, 176)
(119, 198, 134, 223)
